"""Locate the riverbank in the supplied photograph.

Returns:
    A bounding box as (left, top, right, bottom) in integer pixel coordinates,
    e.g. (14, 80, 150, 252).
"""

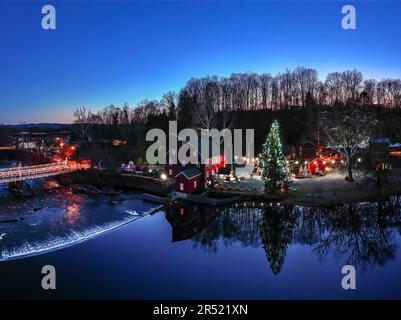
(52, 167, 401, 206)
(57, 169, 172, 196)
(210, 170, 401, 206)
(284, 170, 401, 206)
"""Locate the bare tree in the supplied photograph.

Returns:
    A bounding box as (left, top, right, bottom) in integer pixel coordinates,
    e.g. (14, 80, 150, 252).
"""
(161, 91, 178, 118)
(294, 67, 308, 107)
(194, 101, 216, 130)
(361, 79, 377, 105)
(120, 102, 130, 125)
(378, 79, 401, 108)
(259, 73, 273, 109)
(342, 70, 363, 104)
(326, 72, 344, 105)
(73, 106, 92, 142)
(321, 106, 377, 181)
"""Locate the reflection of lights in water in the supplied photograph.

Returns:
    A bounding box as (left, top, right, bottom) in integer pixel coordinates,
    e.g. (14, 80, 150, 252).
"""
(66, 203, 81, 224)
(0, 216, 144, 261)
(0, 204, 162, 262)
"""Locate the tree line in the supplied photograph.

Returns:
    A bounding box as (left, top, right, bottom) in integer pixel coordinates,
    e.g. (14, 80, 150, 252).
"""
(74, 66, 401, 133)
(178, 67, 401, 116)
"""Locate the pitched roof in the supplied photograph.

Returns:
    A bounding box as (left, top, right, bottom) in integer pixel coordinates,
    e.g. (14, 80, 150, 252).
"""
(175, 167, 202, 179)
(178, 136, 222, 160)
(164, 134, 222, 163)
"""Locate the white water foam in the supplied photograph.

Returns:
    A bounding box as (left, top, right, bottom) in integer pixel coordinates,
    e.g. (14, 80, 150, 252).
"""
(0, 208, 163, 261)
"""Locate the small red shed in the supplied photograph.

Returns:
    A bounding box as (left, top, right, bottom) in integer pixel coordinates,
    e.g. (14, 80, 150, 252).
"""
(308, 158, 326, 175)
(175, 168, 202, 194)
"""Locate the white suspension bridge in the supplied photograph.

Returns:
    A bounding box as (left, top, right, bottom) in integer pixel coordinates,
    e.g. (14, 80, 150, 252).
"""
(0, 161, 89, 184)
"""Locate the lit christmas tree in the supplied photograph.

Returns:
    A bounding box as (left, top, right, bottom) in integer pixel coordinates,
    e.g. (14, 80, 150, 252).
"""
(259, 120, 289, 193)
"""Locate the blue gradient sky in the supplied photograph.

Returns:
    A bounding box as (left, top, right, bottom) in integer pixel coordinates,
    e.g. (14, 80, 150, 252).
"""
(1, 0, 401, 124)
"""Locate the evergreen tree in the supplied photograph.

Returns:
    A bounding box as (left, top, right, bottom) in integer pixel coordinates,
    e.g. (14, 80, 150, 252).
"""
(259, 120, 289, 193)
(305, 90, 316, 107)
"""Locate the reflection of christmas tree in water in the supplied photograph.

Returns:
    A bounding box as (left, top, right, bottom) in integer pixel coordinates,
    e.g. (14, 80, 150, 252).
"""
(189, 200, 401, 274)
(260, 206, 296, 275)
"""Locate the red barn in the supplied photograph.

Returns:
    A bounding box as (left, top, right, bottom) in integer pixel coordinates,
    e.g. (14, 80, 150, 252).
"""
(165, 136, 226, 193)
(175, 168, 202, 194)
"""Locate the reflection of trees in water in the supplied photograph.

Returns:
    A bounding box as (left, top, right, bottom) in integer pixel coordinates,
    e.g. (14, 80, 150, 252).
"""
(191, 196, 401, 274)
(192, 207, 262, 253)
(308, 198, 401, 271)
(293, 206, 326, 246)
(260, 206, 297, 275)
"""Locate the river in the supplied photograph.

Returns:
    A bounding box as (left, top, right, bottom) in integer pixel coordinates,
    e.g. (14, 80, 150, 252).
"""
(0, 175, 401, 299)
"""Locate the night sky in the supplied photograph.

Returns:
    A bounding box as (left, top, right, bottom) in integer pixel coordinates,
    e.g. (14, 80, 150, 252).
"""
(1, 0, 401, 124)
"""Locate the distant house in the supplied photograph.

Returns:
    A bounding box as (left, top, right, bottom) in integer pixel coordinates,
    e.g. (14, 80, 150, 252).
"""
(370, 138, 390, 165)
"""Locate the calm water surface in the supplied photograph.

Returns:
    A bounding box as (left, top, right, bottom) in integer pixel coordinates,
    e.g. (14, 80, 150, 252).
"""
(0, 177, 401, 299)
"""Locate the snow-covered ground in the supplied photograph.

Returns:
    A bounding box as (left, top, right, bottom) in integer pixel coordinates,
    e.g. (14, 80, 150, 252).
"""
(217, 165, 264, 191)
(230, 166, 369, 193)
(291, 172, 364, 192)
(235, 165, 262, 180)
